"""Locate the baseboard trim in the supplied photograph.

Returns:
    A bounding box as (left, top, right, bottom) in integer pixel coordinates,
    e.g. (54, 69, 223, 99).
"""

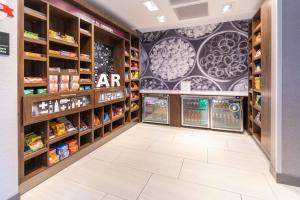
(276, 173, 300, 187)
(8, 193, 20, 200)
(20, 122, 138, 194)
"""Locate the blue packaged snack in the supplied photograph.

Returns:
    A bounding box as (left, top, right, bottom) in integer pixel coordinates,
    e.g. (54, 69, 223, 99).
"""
(104, 112, 109, 122)
(56, 143, 68, 155)
(59, 150, 70, 160)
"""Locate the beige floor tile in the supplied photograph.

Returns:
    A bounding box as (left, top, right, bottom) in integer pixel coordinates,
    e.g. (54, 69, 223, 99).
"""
(180, 159, 276, 199)
(148, 141, 207, 162)
(102, 194, 125, 200)
(207, 148, 269, 173)
(138, 174, 241, 200)
(22, 176, 105, 200)
(62, 159, 151, 200)
(87, 145, 124, 162)
(108, 134, 156, 150)
(111, 148, 183, 178)
(241, 195, 263, 200)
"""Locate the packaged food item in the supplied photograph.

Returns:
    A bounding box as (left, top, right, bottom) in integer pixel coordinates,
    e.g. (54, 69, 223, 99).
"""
(65, 139, 78, 147)
(25, 132, 44, 152)
(57, 116, 77, 132)
(80, 121, 88, 132)
(49, 148, 59, 165)
(94, 114, 101, 126)
(59, 83, 69, 93)
(59, 150, 70, 160)
(49, 49, 60, 55)
(36, 88, 47, 95)
(24, 89, 34, 96)
(24, 52, 43, 58)
(49, 67, 61, 72)
(49, 75, 58, 83)
(61, 34, 75, 43)
(50, 121, 66, 137)
(69, 145, 78, 154)
(55, 143, 68, 155)
(49, 83, 58, 94)
(24, 31, 39, 40)
(104, 112, 110, 122)
(49, 30, 61, 40)
(255, 77, 261, 90)
(80, 54, 90, 59)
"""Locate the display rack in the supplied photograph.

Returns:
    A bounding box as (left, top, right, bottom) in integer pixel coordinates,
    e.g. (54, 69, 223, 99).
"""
(19, 0, 140, 186)
(248, 2, 272, 158)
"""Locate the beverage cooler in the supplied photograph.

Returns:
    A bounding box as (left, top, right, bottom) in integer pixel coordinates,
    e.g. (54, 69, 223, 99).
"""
(211, 97, 243, 132)
(142, 94, 170, 125)
(181, 96, 210, 128)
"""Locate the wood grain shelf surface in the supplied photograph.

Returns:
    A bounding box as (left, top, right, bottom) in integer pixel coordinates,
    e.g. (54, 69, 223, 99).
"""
(49, 130, 79, 145)
(80, 57, 92, 62)
(79, 128, 92, 136)
(49, 53, 79, 61)
(24, 37, 47, 45)
(93, 124, 103, 130)
(24, 148, 48, 161)
(80, 29, 92, 37)
(24, 6, 47, 21)
(112, 114, 124, 122)
(131, 107, 139, 112)
(24, 55, 47, 62)
(49, 37, 79, 47)
(24, 82, 47, 88)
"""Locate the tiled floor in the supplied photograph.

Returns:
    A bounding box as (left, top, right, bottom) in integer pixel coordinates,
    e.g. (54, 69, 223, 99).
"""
(22, 123, 300, 200)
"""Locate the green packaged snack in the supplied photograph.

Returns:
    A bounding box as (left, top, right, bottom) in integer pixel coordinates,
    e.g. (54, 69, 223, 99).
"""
(24, 89, 34, 96)
(36, 88, 47, 94)
(24, 31, 39, 40)
(199, 99, 209, 110)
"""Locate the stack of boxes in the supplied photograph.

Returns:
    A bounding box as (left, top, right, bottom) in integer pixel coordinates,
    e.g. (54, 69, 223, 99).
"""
(49, 139, 79, 166)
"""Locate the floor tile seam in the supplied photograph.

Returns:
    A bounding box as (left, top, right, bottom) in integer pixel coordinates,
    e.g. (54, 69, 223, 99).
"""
(136, 173, 153, 200)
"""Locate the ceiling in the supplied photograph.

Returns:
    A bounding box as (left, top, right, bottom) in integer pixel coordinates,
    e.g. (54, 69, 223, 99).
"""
(87, 0, 263, 33)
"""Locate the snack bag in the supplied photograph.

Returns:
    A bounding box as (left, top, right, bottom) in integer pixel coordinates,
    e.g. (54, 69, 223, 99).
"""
(25, 132, 44, 152)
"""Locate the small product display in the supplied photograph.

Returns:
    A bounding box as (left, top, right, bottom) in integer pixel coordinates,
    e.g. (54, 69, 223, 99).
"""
(65, 139, 78, 155)
(255, 95, 262, 107)
(24, 88, 47, 96)
(49, 29, 76, 44)
(49, 67, 77, 73)
(112, 106, 123, 118)
(49, 148, 59, 166)
(104, 112, 110, 122)
(131, 61, 139, 70)
(131, 71, 139, 80)
(49, 49, 77, 58)
(80, 85, 92, 91)
(255, 63, 261, 73)
(80, 68, 91, 73)
(98, 90, 124, 103)
(24, 89, 34, 96)
(24, 77, 46, 84)
(59, 75, 69, 93)
(32, 95, 90, 117)
(55, 143, 70, 160)
(94, 113, 101, 126)
(255, 49, 261, 58)
(57, 117, 77, 132)
(24, 31, 39, 40)
(70, 75, 80, 91)
(24, 132, 44, 152)
(24, 52, 45, 58)
(182, 97, 209, 127)
(80, 120, 89, 132)
(255, 77, 261, 90)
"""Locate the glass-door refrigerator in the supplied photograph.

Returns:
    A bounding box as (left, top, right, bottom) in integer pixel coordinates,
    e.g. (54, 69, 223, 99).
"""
(142, 94, 170, 124)
(211, 97, 244, 132)
(181, 96, 210, 128)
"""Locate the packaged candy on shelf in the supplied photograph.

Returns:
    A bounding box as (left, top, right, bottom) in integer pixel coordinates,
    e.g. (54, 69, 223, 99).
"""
(59, 83, 69, 93)
(49, 75, 58, 83)
(24, 31, 39, 40)
(49, 148, 59, 166)
(80, 121, 88, 132)
(59, 150, 70, 160)
(49, 29, 61, 40)
(49, 83, 58, 94)
(36, 89, 47, 95)
(65, 139, 78, 147)
(57, 116, 77, 132)
(62, 34, 75, 43)
(55, 143, 68, 155)
(50, 121, 66, 137)
(49, 49, 60, 55)
(69, 144, 78, 154)
(94, 114, 101, 126)
(24, 89, 34, 96)
(25, 132, 44, 152)
(104, 112, 110, 122)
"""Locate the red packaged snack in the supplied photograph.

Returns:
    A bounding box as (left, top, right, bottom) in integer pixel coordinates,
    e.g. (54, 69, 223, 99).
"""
(65, 139, 78, 147)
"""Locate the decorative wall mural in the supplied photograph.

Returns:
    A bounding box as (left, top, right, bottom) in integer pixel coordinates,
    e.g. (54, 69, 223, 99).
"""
(140, 19, 249, 91)
(197, 31, 248, 82)
(175, 23, 222, 40)
(149, 37, 196, 82)
(140, 76, 169, 90)
(94, 41, 114, 86)
(173, 76, 222, 91)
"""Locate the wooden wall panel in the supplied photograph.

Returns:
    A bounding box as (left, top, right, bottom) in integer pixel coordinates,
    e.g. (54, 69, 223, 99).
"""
(169, 94, 181, 127)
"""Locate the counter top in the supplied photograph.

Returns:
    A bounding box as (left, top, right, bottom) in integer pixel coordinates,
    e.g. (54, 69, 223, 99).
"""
(139, 90, 248, 97)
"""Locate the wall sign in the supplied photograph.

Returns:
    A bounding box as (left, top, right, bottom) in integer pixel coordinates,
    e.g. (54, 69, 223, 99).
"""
(96, 74, 120, 88)
(0, 0, 14, 21)
(0, 31, 9, 55)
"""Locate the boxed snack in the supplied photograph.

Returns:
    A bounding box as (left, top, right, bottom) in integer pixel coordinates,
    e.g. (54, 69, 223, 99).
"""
(65, 139, 78, 147)
(24, 89, 34, 96)
(56, 143, 68, 155)
(59, 83, 69, 93)
(59, 150, 70, 160)
(49, 75, 58, 83)
(57, 116, 77, 132)
(60, 75, 70, 83)
(49, 149, 59, 165)
(50, 121, 66, 137)
(36, 88, 47, 95)
(25, 132, 44, 152)
(49, 83, 58, 94)
(69, 144, 78, 155)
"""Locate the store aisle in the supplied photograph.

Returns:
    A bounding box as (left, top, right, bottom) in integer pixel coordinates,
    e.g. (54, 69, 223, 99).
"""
(22, 123, 300, 200)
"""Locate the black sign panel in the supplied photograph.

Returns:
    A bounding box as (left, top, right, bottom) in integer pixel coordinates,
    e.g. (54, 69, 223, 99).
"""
(0, 32, 9, 55)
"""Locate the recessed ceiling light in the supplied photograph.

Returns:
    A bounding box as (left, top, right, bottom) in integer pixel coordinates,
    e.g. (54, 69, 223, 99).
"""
(143, 1, 159, 12)
(223, 3, 233, 13)
(157, 16, 166, 23)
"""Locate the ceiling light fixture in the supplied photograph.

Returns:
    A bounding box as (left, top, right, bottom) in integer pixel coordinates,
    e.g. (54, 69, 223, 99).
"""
(143, 1, 159, 12)
(157, 15, 166, 23)
(222, 3, 233, 13)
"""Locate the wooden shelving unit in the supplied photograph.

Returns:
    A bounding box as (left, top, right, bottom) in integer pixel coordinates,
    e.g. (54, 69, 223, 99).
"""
(19, 0, 140, 187)
(248, 2, 272, 158)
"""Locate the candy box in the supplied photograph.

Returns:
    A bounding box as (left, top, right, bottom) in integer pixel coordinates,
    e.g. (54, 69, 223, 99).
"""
(24, 89, 34, 96)
(56, 143, 68, 155)
(65, 139, 78, 148)
(59, 150, 70, 160)
(49, 152, 59, 166)
(36, 88, 47, 95)
(69, 144, 78, 155)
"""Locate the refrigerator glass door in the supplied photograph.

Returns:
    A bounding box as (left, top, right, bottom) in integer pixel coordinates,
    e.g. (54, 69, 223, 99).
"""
(211, 98, 243, 132)
(142, 95, 169, 124)
(181, 96, 210, 128)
